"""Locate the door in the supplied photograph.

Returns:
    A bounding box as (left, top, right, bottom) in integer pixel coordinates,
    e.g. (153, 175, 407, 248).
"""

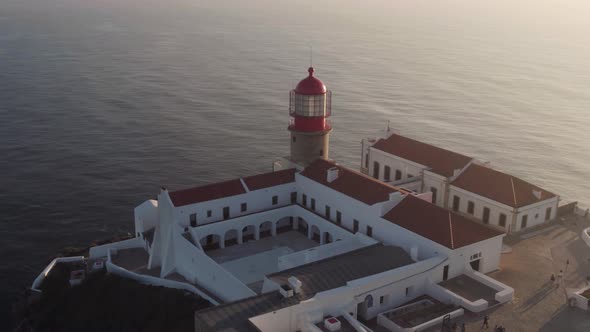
(223, 207, 230, 220)
(470, 259, 480, 271)
(443, 265, 449, 281)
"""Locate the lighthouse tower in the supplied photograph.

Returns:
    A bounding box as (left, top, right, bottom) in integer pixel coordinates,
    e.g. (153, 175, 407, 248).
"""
(288, 67, 332, 166)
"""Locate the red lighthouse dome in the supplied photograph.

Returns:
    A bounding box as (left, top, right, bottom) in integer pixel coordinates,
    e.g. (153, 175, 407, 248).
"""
(294, 67, 326, 95)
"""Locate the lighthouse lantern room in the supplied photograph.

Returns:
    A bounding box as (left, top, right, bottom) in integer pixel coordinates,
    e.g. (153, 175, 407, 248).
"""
(288, 67, 332, 166)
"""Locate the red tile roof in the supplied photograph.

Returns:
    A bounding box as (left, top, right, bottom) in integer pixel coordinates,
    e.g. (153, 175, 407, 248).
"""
(451, 164, 557, 208)
(168, 169, 297, 207)
(169, 179, 246, 207)
(300, 159, 404, 205)
(384, 195, 503, 249)
(372, 134, 472, 177)
(242, 168, 296, 191)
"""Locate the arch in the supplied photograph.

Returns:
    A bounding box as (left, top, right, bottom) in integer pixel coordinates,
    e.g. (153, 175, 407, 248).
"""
(297, 217, 309, 237)
(364, 294, 374, 308)
(259, 221, 273, 238)
(224, 229, 239, 247)
(200, 234, 221, 251)
(310, 225, 321, 243)
(275, 216, 293, 234)
(242, 225, 256, 243)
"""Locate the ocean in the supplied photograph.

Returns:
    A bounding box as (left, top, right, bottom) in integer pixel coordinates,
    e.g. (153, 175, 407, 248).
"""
(1, 0, 589, 326)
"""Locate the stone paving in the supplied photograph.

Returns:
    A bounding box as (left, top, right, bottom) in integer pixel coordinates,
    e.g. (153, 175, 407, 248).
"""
(454, 214, 590, 331)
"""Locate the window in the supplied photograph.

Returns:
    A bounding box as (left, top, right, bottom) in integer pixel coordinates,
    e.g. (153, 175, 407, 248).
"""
(452, 196, 460, 212)
(292, 136, 296, 143)
(272, 195, 278, 205)
(366, 225, 373, 237)
(207, 210, 212, 218)
(521, 215, 528, 229)
(395, 170, 402, 181)
(325, 205, 331, 219)
(302, 194, 307, 207)
(373, 162, 380, 179)
(431, 187, 438, 204)
(467, 201, 475, 215)
(291, 192, 297, 204)
(223, 207, 230, 220)
(545, 207, 552, 221)
(241, 203, 247, 212)
(311, 198, 316, 211)
(379, 296, 385, 305)
(499, 213, 507, 227)
(483, 207, 490, 224)
(365, 154, 369, 168)
(353, 219, 359, 233)
(189, 213, 197, 227)
(405, 287, 411, 297)
(365, 295, 374, 308)
(336, 211, 342, 225)
(384, 166, 391, 181)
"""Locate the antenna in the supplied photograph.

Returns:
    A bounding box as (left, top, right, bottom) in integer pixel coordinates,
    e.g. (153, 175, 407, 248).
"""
(386, 120, 391, 132)
(310, 45, 313, 67)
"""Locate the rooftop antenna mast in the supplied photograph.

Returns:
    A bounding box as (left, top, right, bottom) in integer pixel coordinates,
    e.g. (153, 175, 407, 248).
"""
(310, 45, 313, 67)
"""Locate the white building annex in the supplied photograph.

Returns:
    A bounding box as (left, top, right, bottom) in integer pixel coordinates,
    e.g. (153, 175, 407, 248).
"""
(87, 67, 518, 332)
(361, 131, 559, 233)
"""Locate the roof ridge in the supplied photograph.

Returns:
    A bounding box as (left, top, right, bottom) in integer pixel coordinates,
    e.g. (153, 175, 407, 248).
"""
(510, 177, 518, 207)
(448, 212, 455, 249)
(239, 177, 250, 192)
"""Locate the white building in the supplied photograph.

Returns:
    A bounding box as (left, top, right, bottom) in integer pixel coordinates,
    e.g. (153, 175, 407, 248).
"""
(361, 130, 558, 233)
(86, 67, 515, 332)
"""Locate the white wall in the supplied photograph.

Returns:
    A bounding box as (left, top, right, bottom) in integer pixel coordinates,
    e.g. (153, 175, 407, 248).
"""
(173, 231, 256, 302)
(515, 196, 559, 231)
(89, 237, 144, 259)
(174, 182, 297, 227)
(448, 186, 515, 232)
(368, 148, 426, 183)
(134, 199, 158, 235)
(449, 185, 559, 233)
(423, 172, 447, 207)
(443, 235, 504, 276)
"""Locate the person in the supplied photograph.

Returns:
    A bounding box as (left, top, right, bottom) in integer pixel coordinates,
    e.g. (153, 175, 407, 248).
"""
(461, 322, 466, 332)
(482, 315, 489, 329)
(550, 274, 556, 284)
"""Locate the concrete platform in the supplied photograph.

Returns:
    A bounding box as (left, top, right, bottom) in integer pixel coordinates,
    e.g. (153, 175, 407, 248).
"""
(439, 274, 499, 306)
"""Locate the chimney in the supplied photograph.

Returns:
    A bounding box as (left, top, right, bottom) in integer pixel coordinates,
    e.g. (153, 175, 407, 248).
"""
(532, 190, 542, 200)
(327, 167, 339, 183)
(288, 276, 303, 294)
